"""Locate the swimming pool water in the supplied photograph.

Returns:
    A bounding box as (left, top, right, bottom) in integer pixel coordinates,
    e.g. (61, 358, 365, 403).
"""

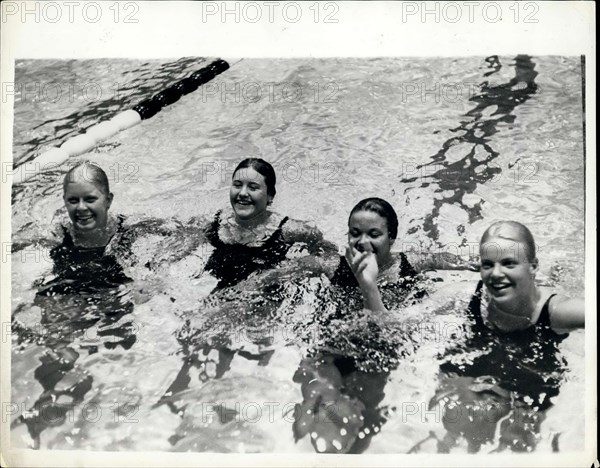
(10, 56, 585, 453)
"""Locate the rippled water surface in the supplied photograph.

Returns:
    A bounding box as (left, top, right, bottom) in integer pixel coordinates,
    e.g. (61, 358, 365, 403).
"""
(10, 56, 585, 453)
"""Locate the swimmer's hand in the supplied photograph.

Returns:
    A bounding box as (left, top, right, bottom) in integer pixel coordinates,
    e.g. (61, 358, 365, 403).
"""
(345, 245, 379, 288)
(345, 245, 387, 313)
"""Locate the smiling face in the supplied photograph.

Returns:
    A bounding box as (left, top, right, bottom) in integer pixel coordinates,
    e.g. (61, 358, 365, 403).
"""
(348, 210, 394, 267)
(480, 237, 538, 306)
(63, 179, 113, 232)
(230, 167, 272, 221)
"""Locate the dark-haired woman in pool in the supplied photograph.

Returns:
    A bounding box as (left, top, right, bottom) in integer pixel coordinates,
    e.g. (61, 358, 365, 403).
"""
(291, 198, 428, 454)
(157, 158, 336, 414)
(330, 197, 424, 312)
(202, 157, 335, 290)
(423, 221, 584, 453)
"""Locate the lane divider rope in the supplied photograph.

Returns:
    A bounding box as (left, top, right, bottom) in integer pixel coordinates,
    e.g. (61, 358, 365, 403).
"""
(13, 59, 230, 185)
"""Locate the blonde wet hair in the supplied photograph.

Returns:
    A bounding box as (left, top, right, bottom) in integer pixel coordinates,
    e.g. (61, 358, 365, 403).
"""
(480, 221, 536, 262)
(63, 162, 111, 196)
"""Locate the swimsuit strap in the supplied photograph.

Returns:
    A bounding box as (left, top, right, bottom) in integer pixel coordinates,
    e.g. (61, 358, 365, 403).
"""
(398, 252, 417, 278)
(278, 216, 289, 229)
(536, 293, 557, 328)
(116, 214, 126, 232)
(103, 214, 128, 255)
(256, 215, 289, 252)
(467, 280, 486, 328)
(206, 210, 224, 246)
(266, 215, 289, 243)
(61, 224, 75, 248)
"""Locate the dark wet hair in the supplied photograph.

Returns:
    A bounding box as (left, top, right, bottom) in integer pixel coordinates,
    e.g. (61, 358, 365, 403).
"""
(481, 221, 536, 262)
(232, 158, 277, 198)
(63, 162, 111, 196)
(349, 197, 398, 240)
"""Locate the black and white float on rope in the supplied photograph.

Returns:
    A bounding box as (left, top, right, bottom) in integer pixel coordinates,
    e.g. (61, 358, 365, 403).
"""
(13, 59, 230, 184)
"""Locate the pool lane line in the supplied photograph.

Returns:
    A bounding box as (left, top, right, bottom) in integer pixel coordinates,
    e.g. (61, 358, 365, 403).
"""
(12, 59, 231, 185)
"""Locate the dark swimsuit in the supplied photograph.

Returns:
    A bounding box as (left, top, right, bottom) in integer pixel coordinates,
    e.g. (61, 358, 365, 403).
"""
(467, 280, 562, 338)
(311, 253, 425, 372)
(40, 216, 131, 295)
(204, 210, 291, 290)
(441, 280, 567, 410)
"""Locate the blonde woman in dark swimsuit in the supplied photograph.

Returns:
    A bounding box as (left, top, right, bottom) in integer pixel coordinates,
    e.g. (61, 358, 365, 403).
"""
(425, 221, 584, 453)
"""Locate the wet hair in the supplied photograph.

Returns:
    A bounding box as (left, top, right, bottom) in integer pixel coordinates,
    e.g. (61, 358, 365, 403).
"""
(63, 162, 111, 196)
(232, 158, 277, 198)
(349, 197, 398, 240)
(480, 221, 536, 262)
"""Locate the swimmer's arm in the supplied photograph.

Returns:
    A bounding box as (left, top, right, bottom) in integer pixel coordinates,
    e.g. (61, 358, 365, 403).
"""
(11, 234, 60, 252)
(283, 253, 339, 280)
(425, 279, 476, 301)
(549, 296, 585, 332)
(185, 215, 212, 234)
(11, 219, 65, 252)
(384, 281, 475, 327)
(405, 250, 479, 273)
(127, 216, 210, 255)
(403, 280, 475, 313)
(112, 216, 210, 276)
(125, 215, 208, 241)
(360, 283, 388, 314)
(281, 219, 338, 255)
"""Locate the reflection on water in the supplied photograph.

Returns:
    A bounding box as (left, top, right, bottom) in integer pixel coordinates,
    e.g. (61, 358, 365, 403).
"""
(288, 252, 427, 453)
(12, 283, 136, 448)
(11, 213, 141, 447)
(293, 354, 390, 453)
(155, 266, 295, 442)
(402, 55, 539, 244)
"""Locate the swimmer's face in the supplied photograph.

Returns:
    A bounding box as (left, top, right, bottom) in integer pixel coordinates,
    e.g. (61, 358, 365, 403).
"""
(63, 178, 113, 232)
(230, 167, 272, 221)
(348, 210, 394, 267)
(480, 237, 538, 304)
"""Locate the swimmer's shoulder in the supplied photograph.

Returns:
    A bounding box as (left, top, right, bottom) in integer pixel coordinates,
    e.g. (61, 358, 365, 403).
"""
(539, 288, 585, 332)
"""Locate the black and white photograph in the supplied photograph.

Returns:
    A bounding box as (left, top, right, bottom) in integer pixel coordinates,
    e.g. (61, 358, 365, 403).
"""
(1, 1, 595, 466)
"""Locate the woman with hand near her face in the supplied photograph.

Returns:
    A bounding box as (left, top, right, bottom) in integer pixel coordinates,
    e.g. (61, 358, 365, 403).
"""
(330, 197, 424, 314)
(290, 198, 426, 454)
